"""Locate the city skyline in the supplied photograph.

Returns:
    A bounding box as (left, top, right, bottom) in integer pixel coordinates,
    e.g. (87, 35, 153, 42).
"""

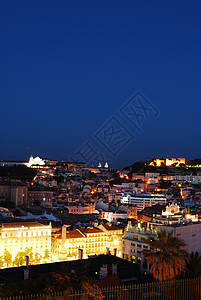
(0, 1, 201, 296)
(0, 0, 201, 168)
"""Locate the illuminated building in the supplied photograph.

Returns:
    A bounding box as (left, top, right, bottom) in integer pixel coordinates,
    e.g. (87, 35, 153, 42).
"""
(162, 201, 180, 216)
(27, 156, 46, 168)
(98, 224, 123, 257)
(79, 228, 109, 257)
(52, 227, 85, 261)
(120, 192, 166, 211)
(67, 203, 95, 214)
(149, 157, 185, 167)
(0, 222, 51, 264)
(52, 224, 124, 261)
(52, 227, 106, 261)
(101, 211, 128, 222)
(27, 156, 57, 168)
(122, 222, 157, 274)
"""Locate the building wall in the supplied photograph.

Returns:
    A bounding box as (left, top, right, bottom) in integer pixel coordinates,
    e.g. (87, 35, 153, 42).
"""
(122, 226, 156, 274)
(51, 233, 85, 261)
(27, 191, 53, 205)
(159, 223, 201, 255)
(0, 185, 28, 206)
(67, 204, 94, 214)
(52, 226, 123, 261)
(101, 211, 128, 222)
(128, 206, 138, 219)
(0, 222, 51, 263)
(120, 194, 166, 211)
(98, 224, 123, 256)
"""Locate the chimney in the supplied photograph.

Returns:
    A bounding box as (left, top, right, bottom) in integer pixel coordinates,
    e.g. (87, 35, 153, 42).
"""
(106, 247, 110, 255)
(112, 264, 117, 275)
(113, 248, 117, 256)
(99, 264, 108, 279)
(78, 249, 83, 260)
(24, 268, 29, 280)
(24, 256, 29, 280)
(26, 255, 29, 267)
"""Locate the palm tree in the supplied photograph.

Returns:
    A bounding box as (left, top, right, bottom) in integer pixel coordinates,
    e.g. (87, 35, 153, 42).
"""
(143, 229, 189, 281)
(186, 251, 201, 278)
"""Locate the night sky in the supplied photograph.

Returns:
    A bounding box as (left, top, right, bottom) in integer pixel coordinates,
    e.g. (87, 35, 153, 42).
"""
(0, 0, 200, 168)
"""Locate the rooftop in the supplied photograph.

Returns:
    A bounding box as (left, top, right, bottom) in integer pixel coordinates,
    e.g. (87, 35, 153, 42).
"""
(101, 224, 124, 231)
(1, 221, 49, 229)
(79, 228, 103, 234)
(159, 221, 201, 228)
(56, 230, 84, 239)
(0, 255, 141, 284)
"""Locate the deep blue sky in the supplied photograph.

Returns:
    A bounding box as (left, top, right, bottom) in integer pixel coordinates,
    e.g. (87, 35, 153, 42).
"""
(0, 0, 200, 168)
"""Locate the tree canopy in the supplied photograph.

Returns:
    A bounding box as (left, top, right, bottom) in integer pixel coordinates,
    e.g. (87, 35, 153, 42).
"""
(1, 270, 103, 299)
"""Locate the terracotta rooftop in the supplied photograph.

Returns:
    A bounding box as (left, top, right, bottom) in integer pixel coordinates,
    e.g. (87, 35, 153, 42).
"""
(102, 224, 123, 231)
(57, 230, 84, 239)
(79, 228, 103, 235)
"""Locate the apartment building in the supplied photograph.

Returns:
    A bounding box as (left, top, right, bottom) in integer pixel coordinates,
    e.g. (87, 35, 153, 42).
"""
(120, 192, 167, 211)
(0, 183, 28, 206)
(27, 189, 53, 206)
(52, 224, 123, 261)
(122, 223, 157, 274)
(0, 221, 51, 263)
(159, 222, 201, 255)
